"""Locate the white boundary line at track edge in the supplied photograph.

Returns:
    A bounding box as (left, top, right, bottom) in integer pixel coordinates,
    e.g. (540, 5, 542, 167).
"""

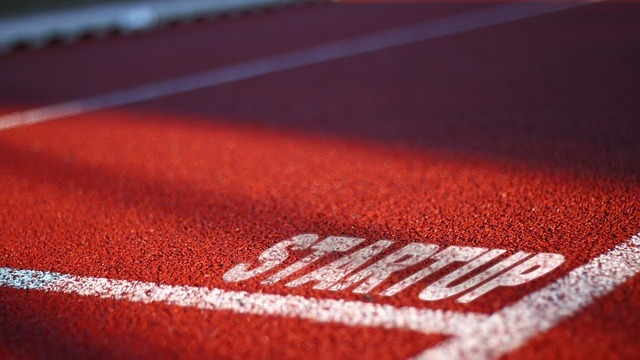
(416, 232, 640, 359)
(0, 267, 486, 337)
(0, 1, 596, 131)
(1, 232, 639, 359)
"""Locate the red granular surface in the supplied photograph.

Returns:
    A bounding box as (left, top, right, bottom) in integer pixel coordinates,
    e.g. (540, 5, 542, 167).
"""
(0, 1, 639, 359)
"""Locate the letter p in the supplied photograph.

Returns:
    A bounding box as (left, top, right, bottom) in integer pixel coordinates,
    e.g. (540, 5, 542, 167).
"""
(456, 253, 565, 303)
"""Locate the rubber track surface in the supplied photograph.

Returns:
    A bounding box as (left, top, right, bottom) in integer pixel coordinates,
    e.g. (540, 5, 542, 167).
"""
(0, 1, 639, 359)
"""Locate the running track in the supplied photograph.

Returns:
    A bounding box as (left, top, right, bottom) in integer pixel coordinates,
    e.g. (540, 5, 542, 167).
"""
(1, 1, 639, 359)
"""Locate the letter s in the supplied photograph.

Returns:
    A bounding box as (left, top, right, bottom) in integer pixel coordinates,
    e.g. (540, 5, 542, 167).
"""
(222, 234, 319, 282)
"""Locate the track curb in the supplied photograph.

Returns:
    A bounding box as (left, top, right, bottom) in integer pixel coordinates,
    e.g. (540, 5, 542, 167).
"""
(0, 0, 319, 54)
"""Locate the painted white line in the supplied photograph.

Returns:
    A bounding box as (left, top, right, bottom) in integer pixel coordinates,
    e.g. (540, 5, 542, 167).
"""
(0, 1, 592, 131)
(1, 232, 638, 359)
(416, 233, 640, 360)
(0, 266, 487, 337)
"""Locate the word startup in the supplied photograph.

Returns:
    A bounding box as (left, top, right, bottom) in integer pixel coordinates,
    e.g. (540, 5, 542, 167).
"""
(224, 234, 564, 303)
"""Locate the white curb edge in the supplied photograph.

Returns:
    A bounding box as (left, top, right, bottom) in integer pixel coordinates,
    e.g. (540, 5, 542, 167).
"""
(0, 0, 318, 53)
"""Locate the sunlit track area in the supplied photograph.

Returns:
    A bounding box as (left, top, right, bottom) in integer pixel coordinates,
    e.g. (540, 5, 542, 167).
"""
(1, 1, 639, 359)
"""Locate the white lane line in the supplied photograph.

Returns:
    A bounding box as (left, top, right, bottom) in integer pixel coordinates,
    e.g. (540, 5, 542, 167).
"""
(0, 234, 640, 359)
(0, 267, 487, 337)
(1, 232, 638, 359)
(416, 232, 640, 360)
(0, 1, 592, 131)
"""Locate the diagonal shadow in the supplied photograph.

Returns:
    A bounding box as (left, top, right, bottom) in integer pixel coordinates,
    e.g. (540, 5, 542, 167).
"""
(119, 1, 640, 180)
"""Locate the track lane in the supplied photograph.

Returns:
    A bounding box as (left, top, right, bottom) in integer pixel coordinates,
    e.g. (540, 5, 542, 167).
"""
(0, 2, 487, 113)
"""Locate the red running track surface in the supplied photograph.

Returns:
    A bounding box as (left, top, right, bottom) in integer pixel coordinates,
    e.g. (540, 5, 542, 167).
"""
(0, 1, 639, 359)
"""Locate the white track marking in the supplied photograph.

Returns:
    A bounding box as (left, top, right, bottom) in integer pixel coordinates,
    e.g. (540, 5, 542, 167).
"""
(1, 232, 638, 359)
(416, 233, 640, 360)
(0, 267, 486, 336)
(0, 1, 593, 131)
